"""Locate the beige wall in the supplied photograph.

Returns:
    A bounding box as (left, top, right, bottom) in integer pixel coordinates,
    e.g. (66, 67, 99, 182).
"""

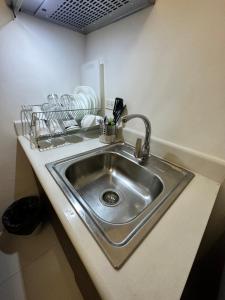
(0, 0, 13, 27)
(85, 0, 225, 160)
(85, 0, 225, 255)
(0, 13, 85, 228)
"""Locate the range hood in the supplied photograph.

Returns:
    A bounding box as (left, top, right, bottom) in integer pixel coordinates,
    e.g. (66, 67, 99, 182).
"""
(11, 0, 155, 34)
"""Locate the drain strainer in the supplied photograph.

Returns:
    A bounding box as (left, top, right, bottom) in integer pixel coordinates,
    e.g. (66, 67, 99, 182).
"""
(100, 190, 120, 207)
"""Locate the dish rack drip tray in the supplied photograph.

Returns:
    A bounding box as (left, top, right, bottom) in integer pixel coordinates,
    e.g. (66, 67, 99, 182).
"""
(19, 0, 155, 34)
(21, 104, 103, 151)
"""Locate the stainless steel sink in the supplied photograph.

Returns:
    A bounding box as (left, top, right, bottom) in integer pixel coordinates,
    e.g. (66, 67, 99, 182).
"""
(65, 152, 163, 224)
(46, 143, 194, 268)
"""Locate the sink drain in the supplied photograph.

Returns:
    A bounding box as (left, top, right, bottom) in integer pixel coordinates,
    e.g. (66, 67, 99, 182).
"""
(100, 190, 120, 207)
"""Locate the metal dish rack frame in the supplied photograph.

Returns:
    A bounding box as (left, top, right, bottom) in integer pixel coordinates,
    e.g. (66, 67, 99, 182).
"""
(21, 104, 103, 151)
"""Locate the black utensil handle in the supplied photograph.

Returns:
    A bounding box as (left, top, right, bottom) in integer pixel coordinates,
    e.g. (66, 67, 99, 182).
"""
(115, 105, 127, 124)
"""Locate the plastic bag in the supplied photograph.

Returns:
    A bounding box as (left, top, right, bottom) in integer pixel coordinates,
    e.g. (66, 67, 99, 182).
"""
(2, 196, 43, 235)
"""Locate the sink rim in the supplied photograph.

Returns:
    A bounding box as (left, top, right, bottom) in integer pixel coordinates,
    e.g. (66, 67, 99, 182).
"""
(46, 143, 194, 269)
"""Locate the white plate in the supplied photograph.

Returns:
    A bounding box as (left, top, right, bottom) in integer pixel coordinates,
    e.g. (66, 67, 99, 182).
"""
(74, 86, 99, 108)
(78, 93, 86, 110)
(82, 90, 94, 113)
(76, 94, 86, 119)
(80, 93, 89, 110)
(83, 92, 92, 114)
(74, 94, 79, 105)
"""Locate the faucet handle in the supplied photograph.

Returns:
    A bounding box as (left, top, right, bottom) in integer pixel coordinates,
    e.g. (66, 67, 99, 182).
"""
(134, 138, 143, 159)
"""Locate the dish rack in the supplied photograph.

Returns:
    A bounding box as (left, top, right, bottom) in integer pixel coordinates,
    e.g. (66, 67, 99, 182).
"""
(21, 104, 103, 151)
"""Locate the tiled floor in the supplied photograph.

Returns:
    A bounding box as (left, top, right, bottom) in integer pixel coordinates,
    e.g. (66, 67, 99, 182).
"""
(0, 223, 84, 300)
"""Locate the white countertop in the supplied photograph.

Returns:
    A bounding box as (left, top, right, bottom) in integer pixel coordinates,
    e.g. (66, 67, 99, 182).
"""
(18, 136, 220, 300)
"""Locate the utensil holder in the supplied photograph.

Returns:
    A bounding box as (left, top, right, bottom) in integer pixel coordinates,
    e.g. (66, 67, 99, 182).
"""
(99, 124, 116, 144)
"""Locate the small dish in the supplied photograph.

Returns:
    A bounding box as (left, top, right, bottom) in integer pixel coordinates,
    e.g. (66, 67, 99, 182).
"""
(81, 114, 96, 128)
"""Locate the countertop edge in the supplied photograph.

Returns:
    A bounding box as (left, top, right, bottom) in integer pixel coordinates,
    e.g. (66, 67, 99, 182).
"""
(17, 136, 220, 300)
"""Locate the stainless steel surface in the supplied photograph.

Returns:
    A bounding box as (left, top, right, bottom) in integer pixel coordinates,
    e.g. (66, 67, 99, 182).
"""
(65, 152, 163, 224)
(135, 138, 143, 159)
(21, 104, 102, 151)
(46, 143, 194, 269)
(122, 114, 151, 162)
(18, 0, 155, 34)
(101, 190, 120, 207)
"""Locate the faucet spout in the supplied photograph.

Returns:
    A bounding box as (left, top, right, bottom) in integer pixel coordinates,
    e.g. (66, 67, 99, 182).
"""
(121, 114, 151, 162)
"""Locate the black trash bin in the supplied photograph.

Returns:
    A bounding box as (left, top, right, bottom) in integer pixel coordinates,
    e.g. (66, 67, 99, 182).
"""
(2, 196, 43, 235)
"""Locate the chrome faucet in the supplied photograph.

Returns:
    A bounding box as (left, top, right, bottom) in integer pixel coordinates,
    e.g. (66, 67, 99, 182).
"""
(121, 114, 151, 162)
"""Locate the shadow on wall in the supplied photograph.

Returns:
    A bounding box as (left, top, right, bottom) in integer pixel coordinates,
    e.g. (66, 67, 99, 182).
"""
(0, 0, 14, 29)
(0, 140, 40, 232)
(14, 141, 39, 201)
(0, 134, 40, 230)
(0, 142, 40, 297)
(0, 141, 84, 299)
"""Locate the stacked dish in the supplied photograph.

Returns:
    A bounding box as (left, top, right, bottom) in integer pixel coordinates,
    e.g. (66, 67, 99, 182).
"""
(59, 86, 100, 114)
(74, 86, 100, 112)
(44, 86, 101, 133)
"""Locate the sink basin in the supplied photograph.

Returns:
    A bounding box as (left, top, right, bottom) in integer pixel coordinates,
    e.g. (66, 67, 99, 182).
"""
(46, 143, 194, 268)
(65, 152, 163, 224)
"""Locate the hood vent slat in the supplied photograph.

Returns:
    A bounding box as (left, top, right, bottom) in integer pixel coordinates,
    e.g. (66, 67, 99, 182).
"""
(19, 0, 155, 34)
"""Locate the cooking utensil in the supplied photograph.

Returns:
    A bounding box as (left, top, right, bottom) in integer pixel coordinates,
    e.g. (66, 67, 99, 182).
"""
(114, 105, 127, 124)
(113, 98, 124, 124)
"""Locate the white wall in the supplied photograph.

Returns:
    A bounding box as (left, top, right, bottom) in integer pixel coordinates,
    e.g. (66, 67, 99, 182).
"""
(0, 13, 85, 225)
(84, 0, 225, 255)
(85, 0, 225, 160)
